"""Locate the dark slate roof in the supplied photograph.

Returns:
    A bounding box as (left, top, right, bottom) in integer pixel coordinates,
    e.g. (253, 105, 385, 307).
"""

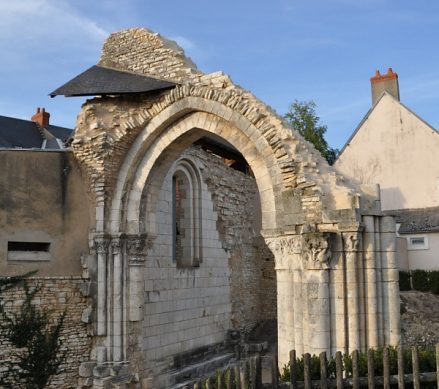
(45, 124, 72, 142)
(49, 65, 177, 97)
(0, 115, 73, 149)
(387, 207, 439, 234)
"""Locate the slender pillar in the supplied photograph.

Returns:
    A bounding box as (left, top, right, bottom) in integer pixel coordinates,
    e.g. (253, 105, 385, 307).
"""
(266, 235, 301, 367)
(126, 234, 148, 322)
(95, 236, 109, 336)
(329, 234, 346, 355)
(111, 237, 124, 362)
(293, 269, 304, 356)
(363, 216, 379, 348)
(380, 216, 400, 345)
(344, 232, 361, 352)
(374, 218, 384, 346)
(301, 232, 332, 355)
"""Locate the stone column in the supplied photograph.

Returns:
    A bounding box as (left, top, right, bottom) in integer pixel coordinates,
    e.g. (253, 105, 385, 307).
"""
(126, 234, 148, 322)
(301, 233, 332, 355)
(266, 235, 301, 367)
(380, 216, 400, 345)
(111, 237, 124, 362)
(363, 216, 379, 348)
(329, 234, 346, 355)
(94, 236, 110, 336)
(343, 232, 361, 352)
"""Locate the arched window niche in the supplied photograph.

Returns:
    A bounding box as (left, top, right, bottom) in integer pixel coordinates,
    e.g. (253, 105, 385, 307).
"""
(171, 159, 202, 268)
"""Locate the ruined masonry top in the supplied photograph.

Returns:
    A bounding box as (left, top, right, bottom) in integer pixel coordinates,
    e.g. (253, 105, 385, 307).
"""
(99, 28, 202, 82)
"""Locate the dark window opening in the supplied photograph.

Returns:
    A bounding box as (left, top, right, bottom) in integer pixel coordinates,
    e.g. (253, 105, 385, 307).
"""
(8, 241, 50, 252)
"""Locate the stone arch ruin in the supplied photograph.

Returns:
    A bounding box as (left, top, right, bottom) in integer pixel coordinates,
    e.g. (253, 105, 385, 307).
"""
(72, 28, 400, 387)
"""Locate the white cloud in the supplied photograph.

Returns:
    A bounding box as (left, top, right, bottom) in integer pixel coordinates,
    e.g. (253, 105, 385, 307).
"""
(0, 0, 108, 61)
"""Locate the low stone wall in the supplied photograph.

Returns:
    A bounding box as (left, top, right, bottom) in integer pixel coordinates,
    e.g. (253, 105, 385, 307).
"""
(0, 277, 91, 388)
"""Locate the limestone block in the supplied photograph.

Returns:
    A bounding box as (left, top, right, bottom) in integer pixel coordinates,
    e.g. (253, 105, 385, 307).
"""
(79, 361, 97, 378)
(81, 307, 93, 323)
(79, 281, 92, 296)
(93, 365, 111, 378)
(78, 376, 94, 387)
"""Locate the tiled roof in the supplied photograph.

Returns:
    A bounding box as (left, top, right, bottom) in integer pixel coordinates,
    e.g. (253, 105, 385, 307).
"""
(49, 65, 177, 97)
(388, 207, 439, 234)
(0, 115, 73, 149)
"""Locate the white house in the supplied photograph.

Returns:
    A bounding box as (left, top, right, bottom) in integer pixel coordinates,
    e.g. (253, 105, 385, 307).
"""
(335, 68, 439, 270)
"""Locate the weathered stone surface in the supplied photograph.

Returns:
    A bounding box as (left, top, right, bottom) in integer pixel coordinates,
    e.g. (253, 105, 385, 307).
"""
(79, 361, 97, 377)
(93, 364, 111, 378)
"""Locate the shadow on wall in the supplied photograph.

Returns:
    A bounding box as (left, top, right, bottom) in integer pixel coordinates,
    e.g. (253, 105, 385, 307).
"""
(380, 187, 407, 211)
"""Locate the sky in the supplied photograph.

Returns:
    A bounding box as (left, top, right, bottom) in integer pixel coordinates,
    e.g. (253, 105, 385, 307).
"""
(1, 0, 439, 149)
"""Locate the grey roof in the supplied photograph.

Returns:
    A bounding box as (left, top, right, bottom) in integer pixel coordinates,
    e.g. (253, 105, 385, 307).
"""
(49, 65, 177, 97)
(0, 115, 73, 149)
(388, 207, 439, 234)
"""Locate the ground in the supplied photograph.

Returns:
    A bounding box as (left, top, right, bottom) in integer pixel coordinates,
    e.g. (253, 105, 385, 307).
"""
(400, 290, 439, 347)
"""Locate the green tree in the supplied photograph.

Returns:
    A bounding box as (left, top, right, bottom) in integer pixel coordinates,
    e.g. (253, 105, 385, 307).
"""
(284, 100, 339, 165)
(0, 275, 65, 389)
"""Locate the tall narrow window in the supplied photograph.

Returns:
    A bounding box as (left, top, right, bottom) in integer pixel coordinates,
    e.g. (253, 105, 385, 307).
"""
(172, 160, 202, 267)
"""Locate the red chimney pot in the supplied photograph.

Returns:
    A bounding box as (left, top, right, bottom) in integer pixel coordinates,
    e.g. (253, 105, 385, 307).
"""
(31, 107, 50, 128)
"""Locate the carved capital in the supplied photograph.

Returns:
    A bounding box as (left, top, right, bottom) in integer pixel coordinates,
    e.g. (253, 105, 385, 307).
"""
(266, 235, 301, 270)
(343, 232, 360, 252)
(110, 238, 123, 255)
(302, 233, 332, 270)
(126, 234, 152, 266)
(94, 237, 110, 255)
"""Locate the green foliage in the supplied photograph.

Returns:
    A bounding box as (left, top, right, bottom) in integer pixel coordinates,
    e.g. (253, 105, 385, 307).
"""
(411, 270, 431, 292)
(280, 346, 437, 384)
(280, 353, 338, 381)
(284, 100, 339, 165)
(0, 281, 65, 389)
(398, 270, 439, 295)
(399, 271, 412, 291)
(428, 271, 439, 295)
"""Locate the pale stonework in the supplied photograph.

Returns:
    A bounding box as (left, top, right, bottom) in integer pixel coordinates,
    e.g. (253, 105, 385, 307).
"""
(68, 28, 401, 388)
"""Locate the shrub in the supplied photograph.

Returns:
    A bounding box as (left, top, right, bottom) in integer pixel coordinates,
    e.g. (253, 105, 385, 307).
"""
(411, 270, 431, 292)
(0, 281, 65, 389)
(428, 271, 439, 295)
(399, 271, 412, 291)
(281, 346, 437, 384)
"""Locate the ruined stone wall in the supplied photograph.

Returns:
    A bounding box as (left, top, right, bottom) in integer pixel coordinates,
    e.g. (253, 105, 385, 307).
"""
(0, 277, 91, 388)
(100, 28, 201, 82)
(194, 147, 276, 329)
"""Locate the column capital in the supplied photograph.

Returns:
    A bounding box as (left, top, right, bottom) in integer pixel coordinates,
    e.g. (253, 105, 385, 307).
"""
(342, 231, 361, 252)
(302, 232, 333, 270)
(265, 235, 301, 270)
(110, 235, 125, 255)
(94, 235, 110, 254)
(126, 234, 154, 266)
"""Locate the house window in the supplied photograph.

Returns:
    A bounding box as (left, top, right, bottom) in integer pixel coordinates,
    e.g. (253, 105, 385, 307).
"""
(7, 241, 51, 261)
(172, 160, 202, 268)
(407, 235, 429, 250)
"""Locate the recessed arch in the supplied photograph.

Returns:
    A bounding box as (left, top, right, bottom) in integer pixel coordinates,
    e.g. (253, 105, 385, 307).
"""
(109, 99, 285, 235)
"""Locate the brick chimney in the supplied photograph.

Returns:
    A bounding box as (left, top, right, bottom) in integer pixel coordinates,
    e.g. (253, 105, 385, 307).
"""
(370, 68, 400, 105)
(31, 107, 50, 128)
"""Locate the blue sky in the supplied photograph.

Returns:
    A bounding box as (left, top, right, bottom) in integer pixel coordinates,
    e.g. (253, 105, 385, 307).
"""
(1, 0, 439, 149)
